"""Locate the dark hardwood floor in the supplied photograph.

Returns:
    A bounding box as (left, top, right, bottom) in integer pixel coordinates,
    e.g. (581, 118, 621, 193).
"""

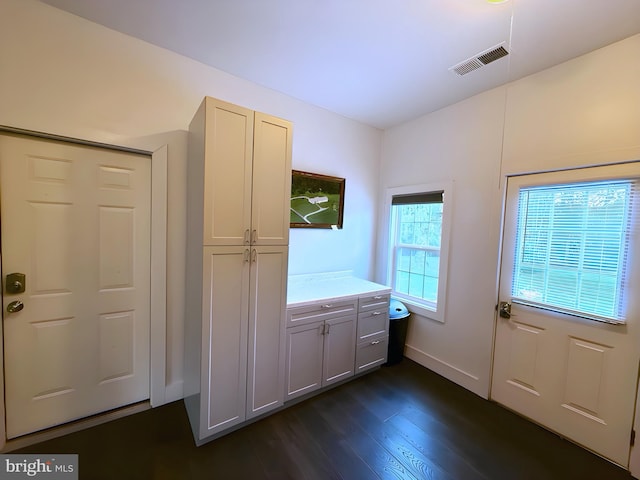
(16, 359, 634, 479)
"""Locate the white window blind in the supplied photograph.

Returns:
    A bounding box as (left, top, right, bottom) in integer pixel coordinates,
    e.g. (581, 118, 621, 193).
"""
(512, 180, 635, 324)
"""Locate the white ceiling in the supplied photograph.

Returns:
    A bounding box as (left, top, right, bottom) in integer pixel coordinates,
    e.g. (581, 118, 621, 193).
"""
(39, 0, 640, 129)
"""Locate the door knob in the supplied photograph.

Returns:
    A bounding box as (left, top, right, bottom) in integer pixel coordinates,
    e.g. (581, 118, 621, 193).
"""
(6, 301, 24, 313)
(498, 301, 511, 319)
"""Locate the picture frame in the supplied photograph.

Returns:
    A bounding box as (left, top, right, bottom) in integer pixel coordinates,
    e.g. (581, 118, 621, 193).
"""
(290, 170, 345, 229)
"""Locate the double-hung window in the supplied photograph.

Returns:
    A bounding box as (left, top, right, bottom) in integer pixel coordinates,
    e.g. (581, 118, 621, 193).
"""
(386, 183, 452, 322)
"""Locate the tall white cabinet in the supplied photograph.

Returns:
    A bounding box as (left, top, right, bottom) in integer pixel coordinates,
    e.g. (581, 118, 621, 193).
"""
(184, 97, 292, 443)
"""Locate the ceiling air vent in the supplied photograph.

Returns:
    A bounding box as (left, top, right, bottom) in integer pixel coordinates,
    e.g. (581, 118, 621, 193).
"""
(478, 45, 509, 65)
(449, 42, 509, 76)
(452, 58, 483, 76)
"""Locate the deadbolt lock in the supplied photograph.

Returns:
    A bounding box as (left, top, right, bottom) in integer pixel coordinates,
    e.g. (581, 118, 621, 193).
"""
(6, 273, 25, 294)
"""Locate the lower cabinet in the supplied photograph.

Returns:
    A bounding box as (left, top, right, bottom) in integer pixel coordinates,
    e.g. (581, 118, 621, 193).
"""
(184, 245, 288, 442)
(285, 311, 357, 401)
(285, 293, 390, 401)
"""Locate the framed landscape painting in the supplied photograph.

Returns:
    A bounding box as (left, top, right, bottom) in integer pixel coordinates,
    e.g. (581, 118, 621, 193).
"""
(290, 170, 345, 229)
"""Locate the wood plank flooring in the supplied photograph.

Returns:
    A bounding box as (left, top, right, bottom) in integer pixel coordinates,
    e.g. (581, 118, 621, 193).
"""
(16, 359, 634, 479)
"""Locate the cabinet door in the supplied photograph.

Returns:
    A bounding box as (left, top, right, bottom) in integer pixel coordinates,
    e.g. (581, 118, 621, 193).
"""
(201, 246, 249, 437)
(285, 321, 324, 400)
(251, 112, 292, 245)
(203, 98, 254, 246)
(323, 315, 357, 386)
(246, 246, 288, 419)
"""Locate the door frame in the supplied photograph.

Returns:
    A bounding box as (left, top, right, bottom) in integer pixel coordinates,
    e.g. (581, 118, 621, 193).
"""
(0, 126, 168, 449)
(491, 161, 640, 472)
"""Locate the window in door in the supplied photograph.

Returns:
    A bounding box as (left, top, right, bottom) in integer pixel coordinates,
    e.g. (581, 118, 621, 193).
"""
(512, 179, 635, 324)
(386, 183, 452, 322)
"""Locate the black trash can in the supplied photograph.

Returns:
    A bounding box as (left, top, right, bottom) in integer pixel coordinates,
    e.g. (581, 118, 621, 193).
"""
(385, 299, 410, 366)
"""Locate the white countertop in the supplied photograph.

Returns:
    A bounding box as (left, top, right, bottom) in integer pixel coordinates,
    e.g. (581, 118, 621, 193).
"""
(287, 271, 391, 308)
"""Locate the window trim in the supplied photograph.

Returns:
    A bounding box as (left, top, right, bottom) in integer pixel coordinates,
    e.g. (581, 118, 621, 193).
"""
(384, 181, 453, 323)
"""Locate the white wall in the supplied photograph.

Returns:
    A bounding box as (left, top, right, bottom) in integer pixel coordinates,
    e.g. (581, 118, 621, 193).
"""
(503, 34, 640, 173)
(378, 87, 506, 396)
(288, 112, 381, 278)
(378, 34, 640, 398)
(0, 0, 382, 401)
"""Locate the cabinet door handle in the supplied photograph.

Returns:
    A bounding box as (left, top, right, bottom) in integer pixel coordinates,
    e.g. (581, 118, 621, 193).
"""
(371, 340, 380, 345)
(325, 324, 330, 335)
(251, 229, 257, 244)
(319, 324, 326, 336)
(251, 249, 257, 263)
(244, 229, 250, 245)
(244, 249, 250, 263)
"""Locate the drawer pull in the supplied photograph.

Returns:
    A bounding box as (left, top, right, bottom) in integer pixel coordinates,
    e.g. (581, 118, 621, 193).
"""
(373, 295, 383, 300)
(321, 304, 333, 309)
(372, 311, 382, 316)
(371, 340, 380, 345)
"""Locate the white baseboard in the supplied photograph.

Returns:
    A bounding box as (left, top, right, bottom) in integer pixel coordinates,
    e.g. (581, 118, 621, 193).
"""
(404, 345, 489, 398)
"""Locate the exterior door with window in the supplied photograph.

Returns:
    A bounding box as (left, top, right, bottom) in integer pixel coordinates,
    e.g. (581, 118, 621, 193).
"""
(492, 164, 640, 467)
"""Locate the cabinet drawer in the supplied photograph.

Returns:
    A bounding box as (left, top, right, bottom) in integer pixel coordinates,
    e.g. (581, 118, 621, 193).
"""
(358, 293, 390, 313)
(355, 335, 388, 373)
(287, 299, 357, 327)
(357, 310, 389, 342)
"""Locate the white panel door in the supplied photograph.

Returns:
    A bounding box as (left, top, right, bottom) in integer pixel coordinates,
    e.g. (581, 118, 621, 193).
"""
(492, 164, 640, 467)
(246, 246, 287, 419)
(0, 133, 151, 438)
